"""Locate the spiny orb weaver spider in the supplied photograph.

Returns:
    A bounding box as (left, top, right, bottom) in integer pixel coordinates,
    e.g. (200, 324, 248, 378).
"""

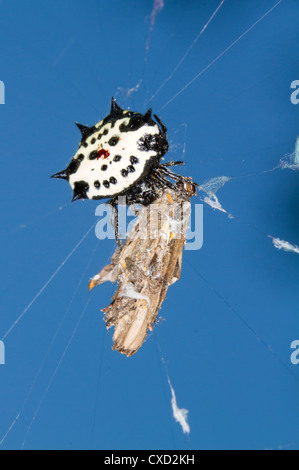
(52, 98, 193, 244)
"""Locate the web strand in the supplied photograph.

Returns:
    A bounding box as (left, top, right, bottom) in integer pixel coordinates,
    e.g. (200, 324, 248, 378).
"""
(185, 259, 299, 386)
(20, 295, 92, 449)
(159, 0, 284, 111)
(1, 222, 95, 342)
(149, 0, 226, 103)
(0, 242, 99, 448)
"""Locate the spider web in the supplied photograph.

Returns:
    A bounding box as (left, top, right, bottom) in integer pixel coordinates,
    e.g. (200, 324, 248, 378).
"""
(0, 0, 299, 451)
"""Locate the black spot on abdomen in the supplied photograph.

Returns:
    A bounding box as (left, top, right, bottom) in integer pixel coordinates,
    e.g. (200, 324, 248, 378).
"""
(108, 136, 120, 146)
(89, 151, 98, 160)
(130, 155, 139, 164)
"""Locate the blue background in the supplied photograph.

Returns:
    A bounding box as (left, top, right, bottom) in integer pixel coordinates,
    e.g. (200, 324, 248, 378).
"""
(0, 0, 299, 450)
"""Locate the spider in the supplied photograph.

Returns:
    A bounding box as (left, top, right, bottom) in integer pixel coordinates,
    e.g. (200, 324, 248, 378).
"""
(52, 98, 193, 245)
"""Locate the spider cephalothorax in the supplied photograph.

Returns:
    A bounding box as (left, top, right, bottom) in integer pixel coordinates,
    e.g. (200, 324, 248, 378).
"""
(52, 98, 192, 243)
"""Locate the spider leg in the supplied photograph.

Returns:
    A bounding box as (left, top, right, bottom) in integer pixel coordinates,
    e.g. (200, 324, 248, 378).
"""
(158, 166, 199, 195)
(154, 170, 177, 190)
(153, 176, 167, 191)
(160, 161, 185, 168)
(108, 198, 122, 248)
(159, 167, 182, 181)
(160, 166, 191, 183)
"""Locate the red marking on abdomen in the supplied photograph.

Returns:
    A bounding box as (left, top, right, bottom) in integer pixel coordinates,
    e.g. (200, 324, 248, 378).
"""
(97, 149, 110, 160)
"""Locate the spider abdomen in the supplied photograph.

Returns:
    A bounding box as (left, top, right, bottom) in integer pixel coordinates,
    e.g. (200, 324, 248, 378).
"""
(52, 98, 169, 202)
